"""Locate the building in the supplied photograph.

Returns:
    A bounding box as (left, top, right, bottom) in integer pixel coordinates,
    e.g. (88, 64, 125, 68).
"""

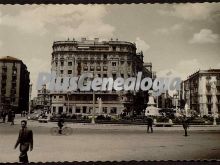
(182, 69, 220, 116)
(34, 84, 51, 111)
(158, 91, 173, 109)
(50, 38, 152, 116)
(0, 56, 30, 114)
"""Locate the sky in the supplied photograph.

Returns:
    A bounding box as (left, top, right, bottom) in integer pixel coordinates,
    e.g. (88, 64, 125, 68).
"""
(0, 3, 220, 97)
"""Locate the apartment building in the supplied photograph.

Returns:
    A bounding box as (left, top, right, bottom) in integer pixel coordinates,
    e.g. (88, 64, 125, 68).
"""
(0, 56, 30, 114)
(182, 69, 220, 116)
(50, 38, 152, 116)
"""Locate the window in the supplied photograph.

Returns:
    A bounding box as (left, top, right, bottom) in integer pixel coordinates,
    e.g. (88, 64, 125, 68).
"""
(11, 97, 16, 103)
(121, 74, 124, 78)
(53, 107, 56, 113)
(103, 66, 108, 71)
(217, 96, 220, 103)
(103, 74, 107, 78)
(103, 54, 107, 59)
(112, 74, 117, 80)
(88, 107, 92, 114)
(61, 62, 64, 66)
(13, 70, 17, 75)
(110, 107, 117, 114)
(207, 96, 212, 103)
(69, 108, 72, 114)
(103, 107, 107, 114)
(58, 107, 63, 114)
(68, 70, 72, 74)
(68, 62, 72, 66)
(55, 62, 58, 67)
(208, 105, 212, 114)
(120, 61, 124, 65)
(113, 46, 116, 51)
(90, 66, 94, 71)
(60, 70, 63, 74)
(59, 96, 63, 99)
(83, 66, 88, 71)
(76, 107, 81, 113)
(96, 66, 101, 71)
(12, 83, 16, 88)
(90, 58, 94, 64)
(112, 62, 116, 66)
(83, 106, 87, 113)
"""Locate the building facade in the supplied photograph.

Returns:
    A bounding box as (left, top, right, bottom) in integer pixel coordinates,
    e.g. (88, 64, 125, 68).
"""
(50, 38, 152, 116)
(34, 84, 51, 111)
(0, 56, 30, 114)
(182, 69, 220, 116)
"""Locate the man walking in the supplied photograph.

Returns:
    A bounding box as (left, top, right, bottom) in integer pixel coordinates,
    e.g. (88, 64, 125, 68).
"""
(14, 120, 33, 163)
(147, 116, 153, 133)
(58, 116, 64, 134)
(2, 110, 7, 123)
(182, 115, 189, 136)
(11, 110, 15, 125)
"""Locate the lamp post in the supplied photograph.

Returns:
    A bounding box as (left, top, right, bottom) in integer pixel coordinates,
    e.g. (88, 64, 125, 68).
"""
(67, 91, 71, 114)
(91, 73, 98, 124)
(173, 93, 178, 110)
(91, 89, 95, 124)
(29, 83, 32, 114)
(210, 80, 217, 126)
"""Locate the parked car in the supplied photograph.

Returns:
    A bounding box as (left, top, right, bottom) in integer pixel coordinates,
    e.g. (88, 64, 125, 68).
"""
(38, 115, 49, 123)
(27, 111, 40, 120)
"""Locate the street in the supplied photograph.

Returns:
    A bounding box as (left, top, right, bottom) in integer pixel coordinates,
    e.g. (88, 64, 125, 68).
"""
(0, 118, 220, 163)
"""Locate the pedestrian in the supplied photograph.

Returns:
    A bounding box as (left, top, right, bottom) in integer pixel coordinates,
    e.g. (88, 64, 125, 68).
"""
(182, 115, 189, 136)
(11, 110, 15, 125)
(8, 110, 12, 122)
(147, 116, 153, 133)
(14, 120, 33, 163)
(57, 116, 64, 134)
(2, 110, 7, 123)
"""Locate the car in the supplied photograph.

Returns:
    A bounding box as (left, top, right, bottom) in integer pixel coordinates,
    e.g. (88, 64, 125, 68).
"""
(38, 115, 49, 123)
(27, 112, 40, 120)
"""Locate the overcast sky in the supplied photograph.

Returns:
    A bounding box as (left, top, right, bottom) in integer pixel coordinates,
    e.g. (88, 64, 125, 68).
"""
(0, 3, 220, 97)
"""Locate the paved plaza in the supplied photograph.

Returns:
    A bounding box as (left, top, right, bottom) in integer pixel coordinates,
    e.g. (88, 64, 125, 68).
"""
(0, 117, 220, 163)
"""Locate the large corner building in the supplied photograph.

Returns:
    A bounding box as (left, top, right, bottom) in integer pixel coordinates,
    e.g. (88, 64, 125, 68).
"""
(50, 38, 152, 116)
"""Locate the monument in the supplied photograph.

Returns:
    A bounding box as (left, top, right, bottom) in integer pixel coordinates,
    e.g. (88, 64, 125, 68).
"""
(145, 91, 160, 116)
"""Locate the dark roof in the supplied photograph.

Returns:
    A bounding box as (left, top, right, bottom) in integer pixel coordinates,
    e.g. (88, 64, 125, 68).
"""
(0, 56, 21, 62)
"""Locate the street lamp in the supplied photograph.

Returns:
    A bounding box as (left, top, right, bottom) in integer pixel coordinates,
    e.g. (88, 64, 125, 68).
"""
(210, 80, 217, 126)
(66, 91, 71, 114)
(91, 73, 98, 124)
(173, 92, 178, 111)
(29, 83, 32, 114)
(91, 89, 95, 124)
